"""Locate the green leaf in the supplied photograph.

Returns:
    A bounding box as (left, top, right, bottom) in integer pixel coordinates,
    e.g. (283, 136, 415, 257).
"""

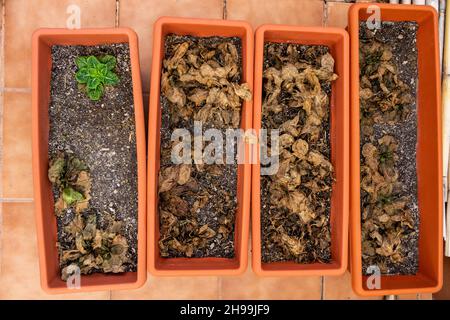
(75, 56, 88, 69)
(87, 85, 104, 101)
(88, 67, 100, 78)
(98, 63, 109, 77)
(87, 76, 101, 90)
(87, 56, 100, 68)
(99, 55, 116, 70)
(104, 71, 119, 86)
(75, 68, 89, 84)
(48, 154, 65, 186)
(62, 187, 84, 205)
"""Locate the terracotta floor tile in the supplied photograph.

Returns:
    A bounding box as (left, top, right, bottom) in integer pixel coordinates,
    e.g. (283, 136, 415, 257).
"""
(119, 0, 224, 93)
(0, 203, 110, 299)
(226, 0, 324, 29)
(325, 2, 351, 28)
(323, 271, 383, 300)
(434, 257, 450, 300)
(220, 265, 322, 300)
(1, 0, 3, 85)
(4, 0, 116, 88)
(397, 293, 419, 300)
(2, 92, 33, 199)
(418, 293, 433, 300)
(111, 276, 220, 300)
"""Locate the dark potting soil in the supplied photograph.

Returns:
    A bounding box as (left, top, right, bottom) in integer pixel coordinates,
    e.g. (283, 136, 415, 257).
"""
(49, 44, 138, 273)
(359, 21, 419, 275)
(260, 43, 336, 264)
(158, 35, 245, 258)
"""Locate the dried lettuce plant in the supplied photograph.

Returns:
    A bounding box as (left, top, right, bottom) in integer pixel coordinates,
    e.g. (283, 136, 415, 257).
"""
(48, 152, 91, 215)
(359, 35, 416, 273)
(261, 44, 337, 263)
(158, 36, 251, 258)
(360, 136, 415, 272)
(359, 38, 413, 136)
(48, 152, 129, 278)
(161, 37, 251, 129)
(60, 212, 129, 280)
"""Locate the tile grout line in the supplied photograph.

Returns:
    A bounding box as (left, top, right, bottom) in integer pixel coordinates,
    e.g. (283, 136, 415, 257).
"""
(320, 276, 325, 300)
(0, 87, 31, 93)
(323, 1, 328, 28)
(115, 0, 120, 27)
(223, 0, 227, 20)
(0, 198, 34, 203)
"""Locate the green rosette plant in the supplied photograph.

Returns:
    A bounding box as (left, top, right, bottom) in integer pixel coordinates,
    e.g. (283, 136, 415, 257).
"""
(75, 55, 119, 101)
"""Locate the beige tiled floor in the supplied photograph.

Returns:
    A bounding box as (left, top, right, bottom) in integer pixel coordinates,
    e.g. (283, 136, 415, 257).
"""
(0, 0, 440, 300)
(111, 275, 221, 300)
(0, 203, 110, 299)
(119, 0, 224, 93)
(2, 92, 32, 199)
(325, 2, 351, 28)
(226, 0, 324, 28)
(220, 265, 322, 300)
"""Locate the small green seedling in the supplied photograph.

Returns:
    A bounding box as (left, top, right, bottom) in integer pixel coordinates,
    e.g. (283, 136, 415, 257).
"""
(75, 55, 119, 101)
(379, 150, 393, 163)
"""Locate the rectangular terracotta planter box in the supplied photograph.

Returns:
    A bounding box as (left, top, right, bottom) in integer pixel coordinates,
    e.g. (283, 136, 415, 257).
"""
(252, 25, 349, 276)
(147, 17, 253, 275)
(32, 28, 147, 293)
(348, 3, 442, 296)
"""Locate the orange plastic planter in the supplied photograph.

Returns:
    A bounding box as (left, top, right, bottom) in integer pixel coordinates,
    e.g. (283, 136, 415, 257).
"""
(348, 4, 442, 296)
(147, 17, 253, 276)
(252, 25, 349, 276)
(32, 28, 147, 293)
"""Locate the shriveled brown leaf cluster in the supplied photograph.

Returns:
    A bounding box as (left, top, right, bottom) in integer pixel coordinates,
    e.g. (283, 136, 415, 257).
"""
(359, 36, 413, 136)
(158, 164, 237, 257)
(60, 212, 129, 280)
(48, 153, 129, 279)
(159, 36, 249, 258)
(48, 152, 91, 215)
(360, 136, 415, 272)
(161, 35, 251, 129)
(359, 35, 416, 273)
(261, 44, 337, 263)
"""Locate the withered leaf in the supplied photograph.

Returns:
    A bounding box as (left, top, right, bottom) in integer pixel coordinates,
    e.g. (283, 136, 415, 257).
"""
(177, 164, 191, 185)
(292, 139, 309, 159)
(48, 153, 65, 186)
(281, 234, 304, 256)
(60, 212, 129, 279)
(48, 153, 92, 215)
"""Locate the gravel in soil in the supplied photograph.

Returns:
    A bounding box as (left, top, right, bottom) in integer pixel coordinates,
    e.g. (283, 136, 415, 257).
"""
(359, 21, 419, 275)
(49, 43, 138, 273)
